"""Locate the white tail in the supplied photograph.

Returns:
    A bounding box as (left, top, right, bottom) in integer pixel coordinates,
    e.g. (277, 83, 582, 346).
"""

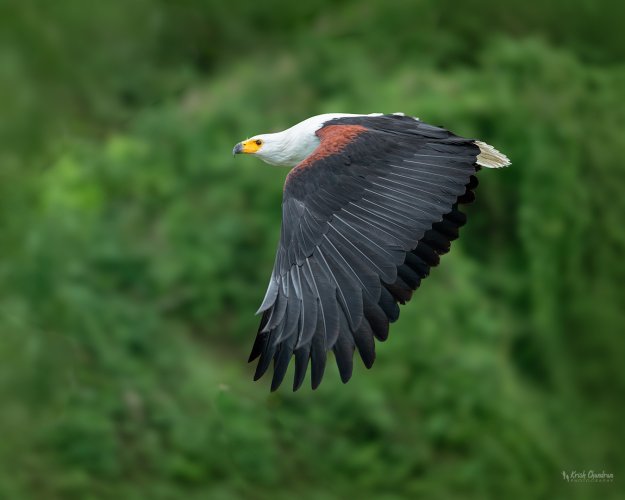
(475, 140, 511, 168)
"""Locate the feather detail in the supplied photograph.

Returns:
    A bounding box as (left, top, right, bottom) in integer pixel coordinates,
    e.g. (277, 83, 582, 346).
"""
(475, 140, 511, 168)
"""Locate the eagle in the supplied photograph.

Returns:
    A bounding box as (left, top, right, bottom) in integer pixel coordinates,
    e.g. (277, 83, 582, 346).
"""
(233, 113, 510, 391)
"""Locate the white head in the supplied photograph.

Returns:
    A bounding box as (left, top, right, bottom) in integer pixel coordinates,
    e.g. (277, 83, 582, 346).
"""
(233, 113, 365, 167)
(233, 127, 320, 168)
(231, 132, 311, 167)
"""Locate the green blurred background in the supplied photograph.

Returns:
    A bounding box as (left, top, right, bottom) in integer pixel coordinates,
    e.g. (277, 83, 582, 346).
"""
(1, 1, 624, 499)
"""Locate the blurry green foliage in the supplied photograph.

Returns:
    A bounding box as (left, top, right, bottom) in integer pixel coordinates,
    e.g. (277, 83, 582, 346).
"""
(0, 1, 624, 499)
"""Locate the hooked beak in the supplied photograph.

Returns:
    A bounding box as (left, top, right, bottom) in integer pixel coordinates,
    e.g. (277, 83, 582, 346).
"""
(232, 139, 261, 156)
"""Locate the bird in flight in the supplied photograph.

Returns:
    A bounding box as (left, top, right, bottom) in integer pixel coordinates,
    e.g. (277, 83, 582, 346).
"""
(233, 113, 510, 391)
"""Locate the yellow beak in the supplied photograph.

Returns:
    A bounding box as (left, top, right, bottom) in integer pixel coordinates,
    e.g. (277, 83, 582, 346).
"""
(232, 139, 261, 155)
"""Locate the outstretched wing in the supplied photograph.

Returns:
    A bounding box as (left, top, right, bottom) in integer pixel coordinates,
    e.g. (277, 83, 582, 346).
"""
(251, 114, 481, 391)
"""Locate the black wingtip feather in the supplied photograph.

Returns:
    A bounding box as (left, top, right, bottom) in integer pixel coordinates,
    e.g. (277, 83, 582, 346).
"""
(270, 341, 294, 392)
(445, 207, 467, 227)
(292, 346, 310, 391)
(384, 282, 412, 304)
(257, 309, 271, 332)
(254, 336, 276, 381)
(421, 230, 451, 255)
(433, 218, 459, 239)
(379, 286, 400, 322)
(414, 242, 440, 266)
(397, 264, 421, 290)
(353, 319, 376, 369)
(333, 332, 355, 383)
(310, 335, 326, 390)
(458, 175, 478, 205)
(364, 295, 389, 341)
(404, 252, 430, 278)
(248, 331, 267, 362)
(458, 190, 475, 204)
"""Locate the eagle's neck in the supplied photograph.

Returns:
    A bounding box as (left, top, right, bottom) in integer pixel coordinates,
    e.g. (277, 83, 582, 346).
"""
(258, 113, 372, 167)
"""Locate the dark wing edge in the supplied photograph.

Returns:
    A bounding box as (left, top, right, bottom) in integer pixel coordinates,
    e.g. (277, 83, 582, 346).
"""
(250, 114, 481, 391)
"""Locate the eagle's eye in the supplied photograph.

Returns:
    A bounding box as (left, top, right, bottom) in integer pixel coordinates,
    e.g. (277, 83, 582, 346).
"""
(255, 139, 263, 146)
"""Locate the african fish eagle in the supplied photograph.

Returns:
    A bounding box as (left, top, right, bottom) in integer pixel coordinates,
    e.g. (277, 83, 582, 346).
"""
(233, 113, 510, 391)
